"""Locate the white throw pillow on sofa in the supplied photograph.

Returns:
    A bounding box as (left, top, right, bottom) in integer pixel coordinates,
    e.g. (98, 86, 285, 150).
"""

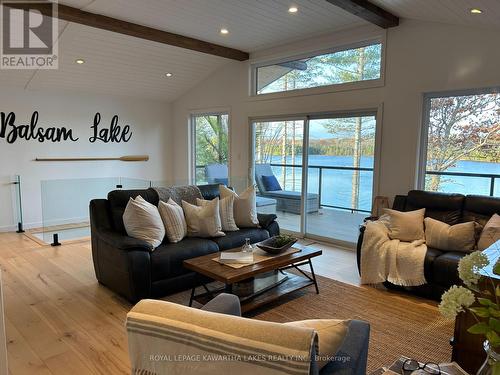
(123, 195, 165, 249)
(219, 185, 259, 228)
(182, 198, 225, 238)
(477, 213, 500, 250)
(424, 217, 478, 252)
(197, 196, 239, 232)
(158, 198, 187, 243)
(383, 208, 426, 242)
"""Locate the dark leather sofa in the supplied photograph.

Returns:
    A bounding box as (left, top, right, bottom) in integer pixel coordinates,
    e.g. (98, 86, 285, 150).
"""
(90, 184, 279, 302)
(357, 190, 500, 300)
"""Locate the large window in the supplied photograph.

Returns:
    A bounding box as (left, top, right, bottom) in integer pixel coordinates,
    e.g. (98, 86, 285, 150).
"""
(420, 89, 500, 196)
(191, 113, 229, 185)
(254, 42, 382, 95)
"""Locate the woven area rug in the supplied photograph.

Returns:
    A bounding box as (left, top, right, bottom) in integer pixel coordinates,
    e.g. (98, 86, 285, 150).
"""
(164, 276, 454, 372)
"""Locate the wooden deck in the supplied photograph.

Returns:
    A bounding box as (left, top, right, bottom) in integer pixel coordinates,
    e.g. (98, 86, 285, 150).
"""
(271, 207, 366, 244)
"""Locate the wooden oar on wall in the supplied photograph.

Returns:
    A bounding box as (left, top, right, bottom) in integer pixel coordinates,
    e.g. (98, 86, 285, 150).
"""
(35, 155, 149, 162)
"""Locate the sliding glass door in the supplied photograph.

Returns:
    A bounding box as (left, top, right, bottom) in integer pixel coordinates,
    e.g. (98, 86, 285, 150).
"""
(252, 112, 377, 244)
(305, 114, 376, 243)
(253, 119, 305, 233)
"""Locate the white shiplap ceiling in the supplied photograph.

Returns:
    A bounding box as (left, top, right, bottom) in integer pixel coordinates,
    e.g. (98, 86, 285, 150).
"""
(81, 0, 366, 52)
(1, 0, 500, 102)
(373, 0, 500, 29)
(0, 0, 367, 102)
(24, 22, 229, 101)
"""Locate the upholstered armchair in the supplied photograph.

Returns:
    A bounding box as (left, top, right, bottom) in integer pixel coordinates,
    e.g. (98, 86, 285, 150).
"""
(126, 294, 370, 375)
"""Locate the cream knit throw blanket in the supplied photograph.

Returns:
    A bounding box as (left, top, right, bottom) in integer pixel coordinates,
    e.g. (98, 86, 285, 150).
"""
(360, 220, 427, 286)
(126, 299, 318, 375)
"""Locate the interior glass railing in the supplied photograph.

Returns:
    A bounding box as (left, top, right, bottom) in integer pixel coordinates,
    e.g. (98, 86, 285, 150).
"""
(36, 178, 118, 244)
(35, 177, 157, 245)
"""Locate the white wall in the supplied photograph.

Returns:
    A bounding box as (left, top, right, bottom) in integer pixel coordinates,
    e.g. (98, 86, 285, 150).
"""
(0, 89, 171, 231)
(171, 19, 500, 200)
(0, 270, 6, 375)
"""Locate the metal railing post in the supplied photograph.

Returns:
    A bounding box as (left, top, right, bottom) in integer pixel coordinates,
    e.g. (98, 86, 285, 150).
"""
(318, 167, 323, 207)
(51, 233, 61, 247)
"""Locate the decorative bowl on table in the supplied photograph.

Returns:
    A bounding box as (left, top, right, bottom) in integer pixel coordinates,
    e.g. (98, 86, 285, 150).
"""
(256, 235, 297, 255)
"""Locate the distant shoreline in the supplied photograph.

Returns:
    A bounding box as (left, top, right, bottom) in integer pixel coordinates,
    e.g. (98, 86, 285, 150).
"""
(269, 154, 500, 167)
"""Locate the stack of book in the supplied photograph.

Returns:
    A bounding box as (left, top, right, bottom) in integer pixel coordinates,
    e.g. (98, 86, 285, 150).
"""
(218, 251, 254, 264)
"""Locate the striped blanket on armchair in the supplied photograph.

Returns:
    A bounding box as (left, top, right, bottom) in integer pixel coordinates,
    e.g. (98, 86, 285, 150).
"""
(126, 299, 318, 375)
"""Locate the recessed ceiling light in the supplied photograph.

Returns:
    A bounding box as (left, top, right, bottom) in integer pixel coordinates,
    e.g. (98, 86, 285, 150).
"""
(220, 28, 229, 35)
(75, 59, 85, 64)
(288, 6, 298, 13)
(165, 72, 173, 77)
(470, 8, 483, 14)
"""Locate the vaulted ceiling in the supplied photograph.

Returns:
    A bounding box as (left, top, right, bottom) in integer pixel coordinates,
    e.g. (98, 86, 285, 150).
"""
(0, 0, 499, 102)
(372, 0, 500, 29)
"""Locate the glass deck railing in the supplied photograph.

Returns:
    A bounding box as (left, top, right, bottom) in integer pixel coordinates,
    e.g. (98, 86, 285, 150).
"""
(196, 163, 374, 213)
(269, 163, 374, 213)
(425, 170, 499, 197)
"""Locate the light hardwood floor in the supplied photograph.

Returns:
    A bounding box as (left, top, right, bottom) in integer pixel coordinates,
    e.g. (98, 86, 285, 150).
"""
(0, 232, 359, 375)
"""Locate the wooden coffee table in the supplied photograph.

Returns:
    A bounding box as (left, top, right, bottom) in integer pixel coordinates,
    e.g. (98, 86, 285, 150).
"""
(183, 245, 322, 313)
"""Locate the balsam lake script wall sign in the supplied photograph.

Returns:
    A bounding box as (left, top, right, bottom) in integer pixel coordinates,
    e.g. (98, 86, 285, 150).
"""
(0, 111, 133, 144)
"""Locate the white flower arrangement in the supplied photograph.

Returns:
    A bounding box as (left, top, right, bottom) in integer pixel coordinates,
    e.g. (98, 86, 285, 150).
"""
(439, 286, 476, 319)
(458, 251, 489, 287)
(439, 250, 500, 351)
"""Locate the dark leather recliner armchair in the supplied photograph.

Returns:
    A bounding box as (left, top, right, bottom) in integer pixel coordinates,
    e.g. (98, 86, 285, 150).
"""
(357, 190, 500, 300)
(90, 184, 279, 303)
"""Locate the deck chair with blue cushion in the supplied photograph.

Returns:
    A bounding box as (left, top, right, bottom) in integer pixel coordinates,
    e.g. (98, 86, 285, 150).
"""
(205, 163, 277, 213)
(255, 163, 319, 214)
(204, 163, 229, 185)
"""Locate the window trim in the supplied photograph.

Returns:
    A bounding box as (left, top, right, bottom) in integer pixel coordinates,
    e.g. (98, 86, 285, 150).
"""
(189, 109, 231, 185)
(417, 86, 500, 190)
(250, 37, 386, 99)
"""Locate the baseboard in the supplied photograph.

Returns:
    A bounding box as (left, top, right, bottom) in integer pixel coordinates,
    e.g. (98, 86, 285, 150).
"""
(0, 220, 44, 232)
(0, 216, 88, 233)
(0, 225, 17, 233)
(39, 216, 89, 228)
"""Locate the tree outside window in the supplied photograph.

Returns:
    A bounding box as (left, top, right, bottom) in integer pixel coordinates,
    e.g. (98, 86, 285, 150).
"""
(424, 91, 500, 195)
(192, 114, 228, 184)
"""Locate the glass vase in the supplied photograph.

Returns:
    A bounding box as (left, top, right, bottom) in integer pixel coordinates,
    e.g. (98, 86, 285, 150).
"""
(478, 341, 500, 375)
(241, 238, 253, 253)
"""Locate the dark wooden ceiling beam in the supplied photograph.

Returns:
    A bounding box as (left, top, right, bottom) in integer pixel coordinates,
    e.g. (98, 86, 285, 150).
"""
(5, 3, 250, 61)
(325, 0, 399, 28)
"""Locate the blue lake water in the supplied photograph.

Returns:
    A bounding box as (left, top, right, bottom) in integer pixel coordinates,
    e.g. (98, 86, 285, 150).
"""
(268, 155, 499, 212)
